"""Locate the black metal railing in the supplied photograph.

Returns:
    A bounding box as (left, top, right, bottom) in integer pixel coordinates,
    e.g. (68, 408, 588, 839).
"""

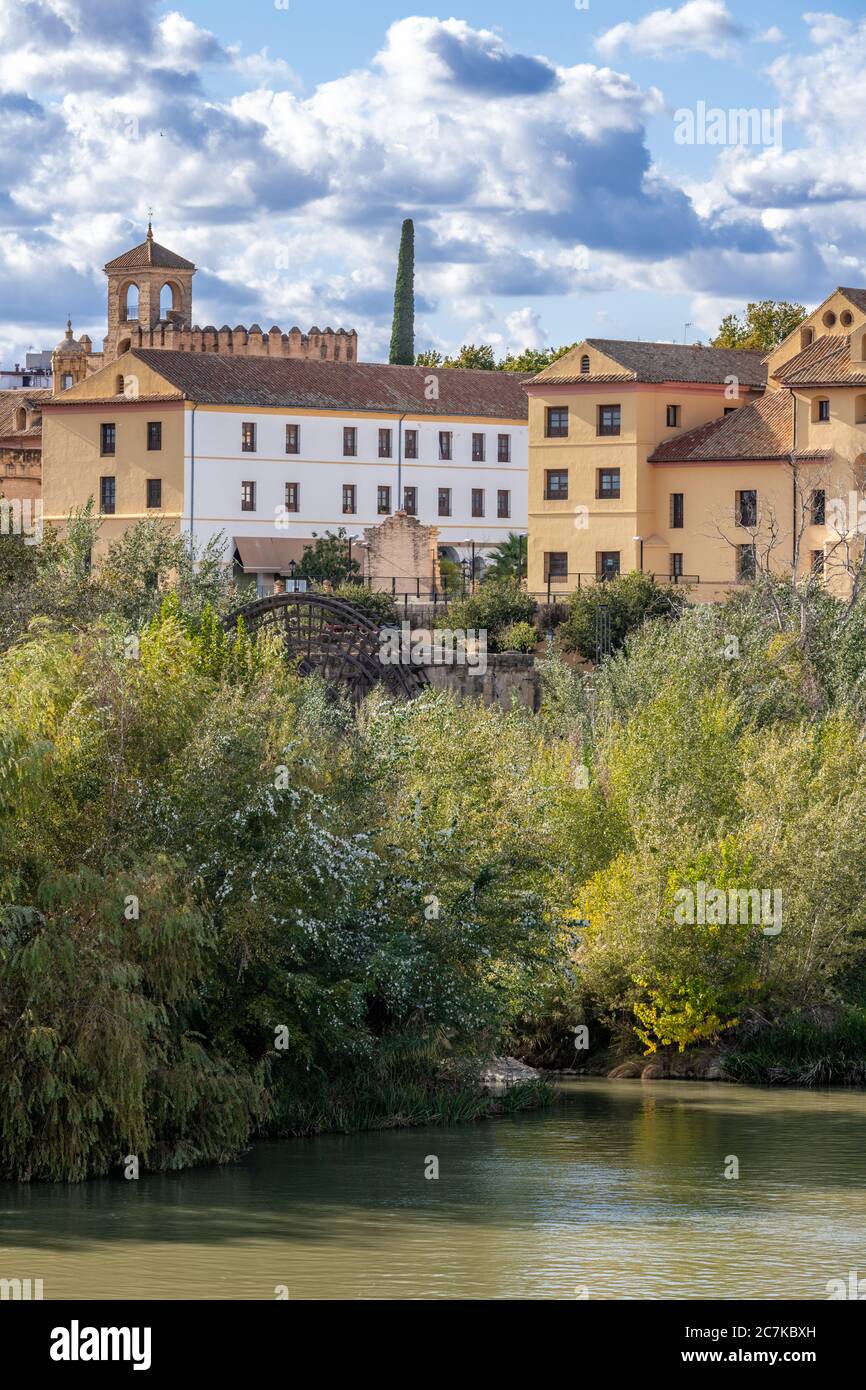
(534, 571, 700, 604)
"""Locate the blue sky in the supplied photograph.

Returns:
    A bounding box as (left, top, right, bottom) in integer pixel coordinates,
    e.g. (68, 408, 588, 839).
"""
(1, 0, 865, 365)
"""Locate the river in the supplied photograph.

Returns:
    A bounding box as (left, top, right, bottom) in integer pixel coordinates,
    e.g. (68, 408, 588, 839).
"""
(2, 1079, 865, 1300)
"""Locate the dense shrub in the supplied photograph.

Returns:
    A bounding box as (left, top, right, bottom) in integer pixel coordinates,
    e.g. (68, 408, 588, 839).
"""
(438, 578, 537, 651)
(558, 570, 688, 660)
(500, 620, 538, 652)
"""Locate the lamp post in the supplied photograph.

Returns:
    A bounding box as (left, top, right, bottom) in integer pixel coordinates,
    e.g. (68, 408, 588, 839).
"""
(517, 532, 526, 584)
(461, 538, 477, 592)
(460, 557, 469, 597)
(632, 535, 644, 573)
(288, 558, 297, 591)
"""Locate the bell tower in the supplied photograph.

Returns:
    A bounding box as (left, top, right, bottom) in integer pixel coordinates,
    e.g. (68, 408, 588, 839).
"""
(103, 220, 196, 360)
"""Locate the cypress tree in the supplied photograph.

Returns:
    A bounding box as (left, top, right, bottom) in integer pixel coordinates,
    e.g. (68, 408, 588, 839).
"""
(389, 218, 415, 365)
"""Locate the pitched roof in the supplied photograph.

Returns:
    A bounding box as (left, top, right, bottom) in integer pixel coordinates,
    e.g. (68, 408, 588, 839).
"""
(763, 287, 866, 362)
(772, 332, 866, 386)
(0, 389, 50, 439)
(530, 339, 767, 388)
(104, 233, 195, 273)
(649, 390, 829, 464)
(124, 350, 530, 418)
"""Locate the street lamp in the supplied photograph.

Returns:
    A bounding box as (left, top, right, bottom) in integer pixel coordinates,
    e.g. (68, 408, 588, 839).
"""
(461, 538, 477, 592)
(632, 534, 644, 573)
(459, 557, 470, 596)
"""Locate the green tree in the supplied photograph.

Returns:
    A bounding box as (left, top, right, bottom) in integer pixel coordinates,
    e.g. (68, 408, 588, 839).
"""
(558, 571, 687, 661)
(389, 218, 415, 366)
(499, 345, 577, 372)
(297, 528, 360, 585)
(415, 349, 443, 367)
(485, 532, 527, 582)
(443, 343, 497, 370)
(712, 300, 807, 352)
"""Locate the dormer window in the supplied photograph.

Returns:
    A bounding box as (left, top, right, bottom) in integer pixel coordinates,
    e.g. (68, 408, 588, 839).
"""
(841, 310, 854, 327)
(823, 311, 837, 328)
(800, 327, 814, 350)
(580, 354, 590, 374)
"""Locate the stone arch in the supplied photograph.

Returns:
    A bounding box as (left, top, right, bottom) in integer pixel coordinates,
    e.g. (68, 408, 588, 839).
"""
(160, 280, 181, 319)
(120, 281, 140, 321)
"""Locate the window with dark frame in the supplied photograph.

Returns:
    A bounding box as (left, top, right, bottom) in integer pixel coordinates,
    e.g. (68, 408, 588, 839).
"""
(100, 423, 116, 456)
(404, 429, 418, 459)
(147, 421, 162, 451)
(545, 552, 568, 580)
(285, 424, 300, 454)
(497, 434, 511, 463)
(737, 543, 756, 580)
(546, 406, 569, 437)
(285, 482, 299, 512)
(241, 481, 256, 512)
(377, 485, 391, 514)
(544, 469, 568, 500)
(342, 484, 356, 515)
(670, 552, 684, 579)
(811, 549, 825, 576)
(811, 489, 826, 525)
(817, 398, 830, 422)
(403, 485, 417, 515)
(596, 468, 621, 500)
(596, 550, 621, 580)
(736, 489, 758, 528)
(670, 493, 684, 528)
(146, 478, 162, 509)
(343, 427, 357, 457)
(241, 422, 256, 452)
(99, 475, 116, 514)
(472, 433, 485, 462)
(471, 488, 484, 517)
(378, 428, 392, 458)
(580, 355, 590, 374)
(438, 487, 451, 517)
(597, 404, 621, 436)
(497, 489, 510, 518)
(666, 405, 680, 428)
(724, 406, 737, 415)
(439, 431, 452, 460)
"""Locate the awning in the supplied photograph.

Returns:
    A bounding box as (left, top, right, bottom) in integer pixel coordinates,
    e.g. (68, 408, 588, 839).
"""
(233, 537, 312, 574)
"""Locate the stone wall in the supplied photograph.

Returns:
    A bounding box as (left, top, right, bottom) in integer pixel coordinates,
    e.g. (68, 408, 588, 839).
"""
(362, 511, 441, 593)
(423, 652, 540, 712)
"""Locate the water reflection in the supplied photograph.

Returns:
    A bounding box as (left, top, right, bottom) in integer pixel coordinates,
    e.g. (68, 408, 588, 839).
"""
(1, 1081, 864, 1299)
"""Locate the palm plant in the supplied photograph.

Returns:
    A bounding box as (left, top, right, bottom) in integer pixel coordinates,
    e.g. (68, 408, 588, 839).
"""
(485, 532, 526, 582)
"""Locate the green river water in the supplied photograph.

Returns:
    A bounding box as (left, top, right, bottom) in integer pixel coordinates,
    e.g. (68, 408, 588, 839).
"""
(2, 1079, 865, 1300)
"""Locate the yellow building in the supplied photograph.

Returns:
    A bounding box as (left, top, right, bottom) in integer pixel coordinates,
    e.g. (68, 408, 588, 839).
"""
(527, 290, 866, 601)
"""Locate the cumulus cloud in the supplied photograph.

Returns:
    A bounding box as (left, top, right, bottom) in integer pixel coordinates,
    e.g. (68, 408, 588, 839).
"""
(596, 0, 745, 61)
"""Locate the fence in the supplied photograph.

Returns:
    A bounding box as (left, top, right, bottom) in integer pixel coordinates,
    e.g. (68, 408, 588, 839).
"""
(532, 571, 701, 605)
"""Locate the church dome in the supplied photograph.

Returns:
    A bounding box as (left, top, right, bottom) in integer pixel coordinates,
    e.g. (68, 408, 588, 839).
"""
(55, 318, 84, 354)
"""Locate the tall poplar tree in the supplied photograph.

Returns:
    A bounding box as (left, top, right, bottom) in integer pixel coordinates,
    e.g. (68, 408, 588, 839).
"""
(389, 218, 415, 365)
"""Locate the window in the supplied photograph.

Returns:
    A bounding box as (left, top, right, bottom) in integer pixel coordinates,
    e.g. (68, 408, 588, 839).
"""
(724, 406, 737, 415)
(670, 553, 684, 579)
(811, 549, 825, 576)
(241, 422, 256, 453)
(598, 404, 621, 436)
(100, 423, 116, 456)
(472, 433, 486, 462)
(285, 482, 299, 512)
(404, 429, 418, 459)
(498, 434, 511, 463)
(61, 373, 73, 390)
(544, 469, 568, 501)
(546, 407, 569, 438)
(439, 431, 452, 460)
(801, 327, 815, 350)
(497, 489, 510, 519)
(811, 489, 826, 525)
(438, 487, 451, 517)
(99, 476, 116, 514)
(115, 375, 125, 396)
(670, 493, 684, 528)
(817, 398, 830, 423)
(471, 488, 485, 517)
(343, 427, 357, 456)
(403, 485, 417, 516)
(377, 485, 391, 514)
(580, 354, 590, 375)
(342, 484, 356, 515)
(545, 552, 568, 581)
(596, 468, 620, 500)
(241, 481, 256, 512)
(738, 543, 756, 581)
(146, 421, 162, 451)
(597, 551, 621, 581)
(286, 424, 300, 454)
(666, 405, 680, 428)
(736, 489, 757, 527)
(146, 478, 162, 509)
(378, 428, 392, 458)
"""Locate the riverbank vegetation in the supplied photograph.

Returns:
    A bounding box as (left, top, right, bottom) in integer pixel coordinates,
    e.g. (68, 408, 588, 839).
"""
(2, 520, 866, 1179)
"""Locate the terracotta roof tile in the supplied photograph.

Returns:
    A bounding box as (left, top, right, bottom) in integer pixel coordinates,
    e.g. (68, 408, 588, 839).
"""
(649, 390, 829, 463)
(0, 388, 50, 439)
(773, 332, 866, 386)
(122, 350, 530, 418)
(104, 238, 195, 273)
(530, 339, 767, 387)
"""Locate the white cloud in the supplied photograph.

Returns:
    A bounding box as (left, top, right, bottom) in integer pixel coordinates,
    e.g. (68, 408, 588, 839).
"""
(596, 0, 744, 61)
(755, 26, 785, 44)
(803, 12, 853, 47)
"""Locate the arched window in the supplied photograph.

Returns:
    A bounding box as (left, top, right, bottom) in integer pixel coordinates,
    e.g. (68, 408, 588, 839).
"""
(580, 354, 590, 374)
(121, 282, 139, 321)
(115, 374, 125, 395)
(159, 282, 178, 319)
(13, 407, 26, 431)
(800, 327, 814, 350)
